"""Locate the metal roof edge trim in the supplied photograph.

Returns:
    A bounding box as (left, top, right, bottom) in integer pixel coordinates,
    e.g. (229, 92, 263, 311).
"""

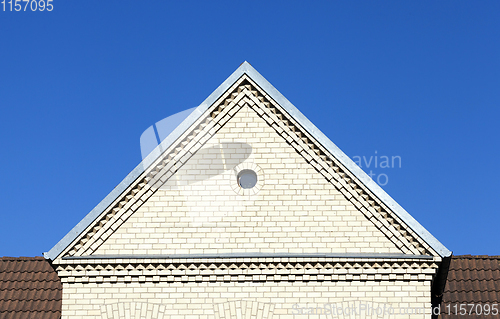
(62, 253, 434, 260)
(44, 61, 451, 260)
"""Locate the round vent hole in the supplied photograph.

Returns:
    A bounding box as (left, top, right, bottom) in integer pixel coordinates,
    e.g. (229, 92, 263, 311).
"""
(237, 170, 258, 189)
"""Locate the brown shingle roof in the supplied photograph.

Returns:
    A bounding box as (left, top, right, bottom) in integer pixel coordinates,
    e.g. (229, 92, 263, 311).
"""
(0, 257, 61, 319)
(441, 255, 500, 319)
(1, 255, 498, 318)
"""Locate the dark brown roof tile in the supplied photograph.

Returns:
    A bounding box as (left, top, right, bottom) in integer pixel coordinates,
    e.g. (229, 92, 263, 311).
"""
(0, 257, 61, 319)
(1, 255, 499, 318)
(441, 255, 500, 318)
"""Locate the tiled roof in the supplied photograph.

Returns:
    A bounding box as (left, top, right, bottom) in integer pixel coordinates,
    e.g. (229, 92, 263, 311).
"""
(1, 255, 498, 319)
(441, 255, 500, 318)
(0, 257, 61, 319)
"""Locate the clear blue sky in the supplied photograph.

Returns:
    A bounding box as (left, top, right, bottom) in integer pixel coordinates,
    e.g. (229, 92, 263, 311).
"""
(1, 1, 498, 257)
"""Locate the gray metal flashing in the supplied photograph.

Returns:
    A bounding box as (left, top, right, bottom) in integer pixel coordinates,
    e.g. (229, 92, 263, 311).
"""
(62, 253, 434, 260)
(44, 61, 451, 261)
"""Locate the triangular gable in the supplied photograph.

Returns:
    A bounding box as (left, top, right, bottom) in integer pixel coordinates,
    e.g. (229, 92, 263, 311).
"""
(44, 62, 451, 261)
(93, 104, 406, 256)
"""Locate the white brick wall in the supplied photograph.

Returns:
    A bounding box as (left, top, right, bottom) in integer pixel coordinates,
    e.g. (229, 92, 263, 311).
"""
(54, 83, 440, 319)
(62, 280, 432, 318)
(94, 105, 401, 256)
(57, 83, 439, 319)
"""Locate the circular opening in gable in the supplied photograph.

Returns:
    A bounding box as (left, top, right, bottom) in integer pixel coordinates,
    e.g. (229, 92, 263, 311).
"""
(237, 169, 258, 189)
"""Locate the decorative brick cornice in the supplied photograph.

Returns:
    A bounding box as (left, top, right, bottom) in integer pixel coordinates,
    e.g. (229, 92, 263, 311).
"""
(56, 259, 439, 284)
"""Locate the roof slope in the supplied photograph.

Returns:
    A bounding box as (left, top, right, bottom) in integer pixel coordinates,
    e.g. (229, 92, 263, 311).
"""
(44, 61, 451, 260)
(441, 255, 500, 318)
(0, 257, 61, 319)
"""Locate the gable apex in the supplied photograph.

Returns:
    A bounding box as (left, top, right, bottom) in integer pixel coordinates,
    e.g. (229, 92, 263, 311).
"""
(44, 62, 451, 260)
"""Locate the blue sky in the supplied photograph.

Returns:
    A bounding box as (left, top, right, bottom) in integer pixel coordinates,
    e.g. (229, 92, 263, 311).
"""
(1, 1, 498, 257)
